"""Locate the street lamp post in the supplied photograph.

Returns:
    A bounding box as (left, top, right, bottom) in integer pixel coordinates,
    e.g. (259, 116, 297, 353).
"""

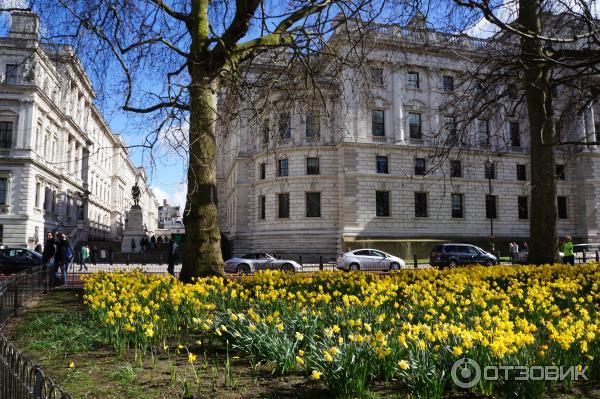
(486, 158, 495, 256)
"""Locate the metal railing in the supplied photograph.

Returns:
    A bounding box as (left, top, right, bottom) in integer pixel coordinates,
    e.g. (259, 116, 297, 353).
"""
(0, 266, 72, 399)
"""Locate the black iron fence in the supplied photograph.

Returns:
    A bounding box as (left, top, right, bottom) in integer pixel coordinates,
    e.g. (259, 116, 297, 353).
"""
(0, 266, 72, 399)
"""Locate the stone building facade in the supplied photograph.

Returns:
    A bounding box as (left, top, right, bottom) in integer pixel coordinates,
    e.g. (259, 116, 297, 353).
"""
(0, 11, 158, 248)
(217, 18, 600, 259)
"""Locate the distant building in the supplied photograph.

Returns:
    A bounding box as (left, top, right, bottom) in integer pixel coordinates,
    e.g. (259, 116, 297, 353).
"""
(158, 199, 182, 229)
(0, 11, 158, 248)
(217, 15, 600, 259)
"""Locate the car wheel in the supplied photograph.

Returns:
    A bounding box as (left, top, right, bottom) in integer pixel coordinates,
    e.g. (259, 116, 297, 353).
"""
(389, 262, 400, 272)
(485, 259, 495, 266)
(349, 263, 360, 271)
(280, 263, 295, 272)
(236, 264, 251, 274)
(448, 260, 457, 268)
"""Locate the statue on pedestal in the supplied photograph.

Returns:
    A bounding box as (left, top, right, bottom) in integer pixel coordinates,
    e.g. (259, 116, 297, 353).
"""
(132, 183, 141, 206)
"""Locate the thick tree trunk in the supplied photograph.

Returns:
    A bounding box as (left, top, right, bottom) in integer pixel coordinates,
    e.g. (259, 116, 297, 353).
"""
(178, 0, 224, 282)
(520, 0, 559, 264)
(179, 79, 224, 281)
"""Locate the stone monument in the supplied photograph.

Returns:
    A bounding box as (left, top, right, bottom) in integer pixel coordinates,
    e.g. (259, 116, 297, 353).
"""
(121, 183, 146, 253)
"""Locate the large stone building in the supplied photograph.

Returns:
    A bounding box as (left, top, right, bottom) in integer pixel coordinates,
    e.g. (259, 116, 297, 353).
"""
(0, 11, 158, 248)
(217, 16, 600, 259)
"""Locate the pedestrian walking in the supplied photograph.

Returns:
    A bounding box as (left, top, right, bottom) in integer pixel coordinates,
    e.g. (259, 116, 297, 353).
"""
(167, 239, 178, 276)
(54, 233, 70, 285)
(131, 238, 136, 253)
(42, 233, 56, 286)
(79, 244, 89, 271)
(34, 241, 42, 253)
(509, 242, 515, 262)
(150, 235, 156, 249)
(562, 236, 575, 265)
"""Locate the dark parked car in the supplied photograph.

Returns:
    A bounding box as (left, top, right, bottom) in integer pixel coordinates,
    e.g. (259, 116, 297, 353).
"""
(0, 248, 42, 274)
(429, 244, 497, 268)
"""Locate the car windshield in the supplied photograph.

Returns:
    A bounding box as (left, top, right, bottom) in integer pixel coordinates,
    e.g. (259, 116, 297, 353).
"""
(471, 246, 485, 254)
(240, 254, 256, 259)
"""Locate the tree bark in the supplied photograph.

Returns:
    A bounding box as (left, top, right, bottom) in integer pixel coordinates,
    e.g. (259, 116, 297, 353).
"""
(179, 0, 224, 281)
(179, 78, 224, 281)
(520, 0, 559, 264)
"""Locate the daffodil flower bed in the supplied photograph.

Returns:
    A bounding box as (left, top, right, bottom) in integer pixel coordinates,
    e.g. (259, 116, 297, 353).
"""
(82, 265, 600, 397)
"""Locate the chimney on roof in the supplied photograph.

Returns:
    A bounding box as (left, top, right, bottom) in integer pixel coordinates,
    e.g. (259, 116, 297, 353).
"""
(163, 199, 167, 207)
(9, 10, 39, 41)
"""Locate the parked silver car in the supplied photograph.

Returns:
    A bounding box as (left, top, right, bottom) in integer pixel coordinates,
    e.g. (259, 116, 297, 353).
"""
(336, 249, 406, 272)
(224, 253, 302, 274)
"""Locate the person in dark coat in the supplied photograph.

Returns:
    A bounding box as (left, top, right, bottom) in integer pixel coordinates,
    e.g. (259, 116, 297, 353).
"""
(42, 233, 56, 286)
(53, 233, 69, 285)
(167, 239, 177, 276)
(34, 241, 42, 253)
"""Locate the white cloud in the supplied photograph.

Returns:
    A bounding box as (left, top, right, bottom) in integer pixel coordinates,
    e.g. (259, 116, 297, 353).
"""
(151, 186, 170, 205)
(466, 0, 600, 39)
(151, 184, 187, 210)
(466, 0, 517, 38)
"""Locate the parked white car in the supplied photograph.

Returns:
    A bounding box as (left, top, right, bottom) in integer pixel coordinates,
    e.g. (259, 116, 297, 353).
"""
(336, 249, 406, 272)
(224, 253, 302, 274)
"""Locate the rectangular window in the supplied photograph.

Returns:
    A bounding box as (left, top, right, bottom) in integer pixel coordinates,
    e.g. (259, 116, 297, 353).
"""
(0, 121, 13, 149)
(478, 119, 490, 145)
(260, 163, 266, 180)
(408, 112, 422, 139)
(259, 196, 266, 220)
(306, 157, 320, 175)
(277, 159, 288, 177)
(476, 82, 487, 97)
(415, 158, 426, 176)
(372, 110, 385, 137)
(0, 177, 6, 205)
(370, 67, 383, 85)
(262, 120, 270, 145)
(445, 115, 458, 143)
(407, 71, 420, 88)
(66, 195, 72, 217)
(484, 162, 496, 179)
(376, 156, 389, 174)
(305, 112, 319, 138)
(414, 192, 428, 217)
(0, 225, 3, 243)
(556, 164, 565, 180)
(35, 182, 40, 208)
(306, 192, 321, 217)
(443, 75, 454, 92)
(557, 196, 568, 219)
(43, 187, 49, 211)
(451, 193, 463, 218)
(508, 83, 518, 100)
(278, 193, 290, 218)
(485, 194, 497, 219)
(278, 113, 291, 139)
(376, 191, 390, 217)
(5, 64, 17, 84)
(518, 196, 528, 219)
(516, 164, 527, 181)
(510, 122, 521, 147)
(450, 160, 462, 178)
